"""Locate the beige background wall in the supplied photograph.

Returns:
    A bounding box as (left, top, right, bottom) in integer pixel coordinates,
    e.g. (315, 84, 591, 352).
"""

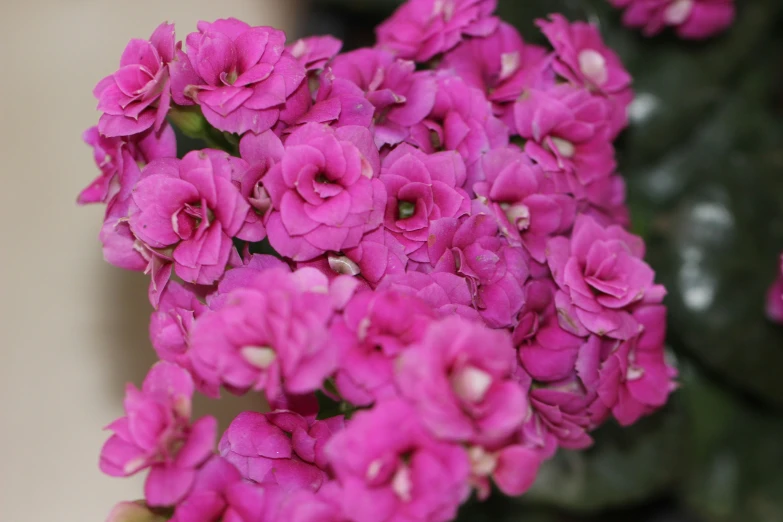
(0, 2, 298, 520)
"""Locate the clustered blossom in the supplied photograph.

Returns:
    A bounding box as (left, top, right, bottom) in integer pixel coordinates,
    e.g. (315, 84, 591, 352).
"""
(609, 0, 735, 39)
(84, 1, 675, 521)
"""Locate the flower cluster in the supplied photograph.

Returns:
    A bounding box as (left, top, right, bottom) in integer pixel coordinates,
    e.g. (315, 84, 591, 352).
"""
(609, 0, 735, 39)
(83, 1, 675, 521)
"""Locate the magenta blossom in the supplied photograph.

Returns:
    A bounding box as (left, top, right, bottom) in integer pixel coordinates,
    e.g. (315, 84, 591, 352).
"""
(94, 22, 175, 137)
(264, 124, 385, 261)
(326, 400, 470, 522)
(331, 48, 436, 146)
(538, 14, 631, 95)
(397, 316, 527, 445)
(219, 411, 343, 492)
(79, 124, 176, 205)
(332, 289, 437, 405)
(380, 145, 470, 262)
(189, 268, 356, 399)
(379, 271, 481, 321)
(100, 362, 217, 507)
(128, 149, 256, 285)
(277, 485, 347, 522)
(170, 18, 306, 134)
(343, 228, 408, 286)
(467, 444, 543, 499)
(169, 456, 283, 522)
(766, 255, 783, 323)
(595, 305, 676, 425)
(440, 22, 553, 127)
(515, 85, 616, 187)
(473, 147, 576, 262)
(408, 74, 509, 180)
(428, 212, 530, 328)
(609, 0, 735, 39)
(547, 215, 664, 339)
(288, 35, 343, 71)
(376, 0, 499, 62)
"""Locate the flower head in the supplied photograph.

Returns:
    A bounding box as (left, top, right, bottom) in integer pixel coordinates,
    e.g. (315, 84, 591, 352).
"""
(100, 362, 217, 507)
(95, 22, 175, 137)
(171, 19, 306, 134)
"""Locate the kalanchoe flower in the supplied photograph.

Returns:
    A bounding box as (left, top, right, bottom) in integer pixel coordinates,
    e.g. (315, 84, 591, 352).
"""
(332, 289, 437, 405)
(397, 316, 527, 445)
(94, 23, 175, 137)
(100, 362, 218, 507)
(408, 74, 509, 182)
(380, 145, 470, 262)
(514, 85, 616, 188)
(343, 228, 408, 286)
(219, 411, 343, 492)
(379, 271, 481, 321)
(277, 484, 347, 522)
(79, 124, 176, 205)
(170, 18, 306, 134)
(536, 14, 633, 137)
(288, 35, 343, 71)
(594, 305, 676, 425)
(293, 69, 376, 129)
(331, 49, 436, 146)
(189, 267, 357, 399)
(169, 455, 282, 522)
(547, 214, 664, 339)
(128, 149, 254, 286)
(466, 443, 542, 499)
(766, 255, 783, 323)
(326, 400, 470, 522)
(609, 0, 735, 40)
(473, 147, 576, 262)
(538, 14, 631, 95)
(440, 22, 553, 126)
(428, 212, 530, 328)
(264, 123, 385, 261)
(376, 0, 499, 62)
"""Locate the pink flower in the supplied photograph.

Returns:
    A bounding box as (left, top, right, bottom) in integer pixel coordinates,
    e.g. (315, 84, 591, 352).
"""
(218, 411, 343, 492)
(288, 35, 343, 71)
(332, 289, 437, 405)
(79, 124, 176, 205)
(766, 255, 783, 323)
(473, 147, 576, 262)
(538, 14, 631, 95)
(170, 456, 279, 522)
(376, 0, 499, 62)
(331, 48, 436, 146)
(397, 316, 527, 445)
(277, 485, 347, 522)
(207, 253, 290, 310)
(128, 149, 253, 285)
(149, 282, 218, 397)
(100, 362, 217, 507)
(379, 271, 480, 321)
(547, 215, 664, 339)
(610, 0, 735, 39)
(466, 444, 543, 499)
(428, 213, 530, 328)
(264, 124, 386, 261)
(326, 400, 470, 522)
(407, 74, 509, 180)
(343, 228, 408, 286)
(170, 19, 306, 134)
(293, 70, 375, 129)
(514, 85, 616, 187)
(595, 305, 676, 425)
(380, 145, 470, 262)
(189, 268, 350, 399)
(440, 22, 553, 125)
(94, 23, 175, 137)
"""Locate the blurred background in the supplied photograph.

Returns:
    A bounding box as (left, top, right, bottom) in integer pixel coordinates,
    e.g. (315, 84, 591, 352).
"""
(1, 0, 782, 521)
